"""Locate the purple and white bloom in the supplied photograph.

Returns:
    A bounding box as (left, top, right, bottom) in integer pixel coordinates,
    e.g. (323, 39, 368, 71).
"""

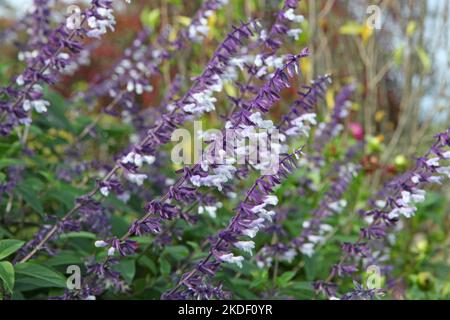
(1, 0, 126, 136)
(283, 8, 305, 23)
(94, 240, 108, 248)
(219, 253, 244, 268)
(234, 241, 256, 255)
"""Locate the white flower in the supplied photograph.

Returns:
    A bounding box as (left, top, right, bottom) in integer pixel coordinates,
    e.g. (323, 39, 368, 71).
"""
(209, 75, 224, 92)
(230, 56, 250, 70)
(436, 166, 450, 178)
(375, 200, 386, 208)
(249, 218, 265, 229)
(122, 152, 154, 167)
(242, 227, 258, 238)
(33, 100, 50, 113)
(442, 151, 450, 159)
(234, 241, 255, 255)
(85, 295, 96, 300)
(328, 200, 347, 213)
(287, 28, 303, 40)
(307, 235, 324, 244)
(300, 243, 315, 257)
(259, 29, 268, 41)
(389, 205, 417, 219)
(426, 157, 440, 167)
(126, 81, 134, 92)
(100, 186, 110, 197)
(410, 188, 426, 203)
(94, 240, 108, 248)
(107, 247, 116, 256)
(87, 29, 105, 39)
(183, 91, 217, 114)
(258, 208, 276, 221)
(297, 113, 317, 125)
(227, 192, 237, 199)
(16, 75, 24, 86)
(399, 191, 411, 205)
(58, 53, 70, 60)
(428, 175, 444, 184)
(319, 224, 333, 232)
(411, 174, 421, 184)
(287, 113, 317, 137)
(188, 21, 210, 42)
(283, 8, 304, 23)
(198, 205, 218, 218)
(143, 155, 156, 165)
(122, 152, 138, 165)
(200, 160, 209, 172)
(399, 189, 426, 205)
(86, 9, 116, 39)
(23, 100, 32, 112)
(265, 56, 284, 68)
(219, 253, 244, 268)
(248, 112, 275, 130)
(280, 249, 297, 263)
(127, 173, 147, 186)
(24, 99, 49, 113)
(256, 66, 268, 78)
(263, 195, 278, 206)
(87, 16, 98, 28)
(254, 54, 263, 67)
(251, 203, 266, 214)
(190, 173, 229, 191)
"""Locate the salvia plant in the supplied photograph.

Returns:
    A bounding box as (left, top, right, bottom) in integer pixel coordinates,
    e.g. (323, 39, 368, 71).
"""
(0, 0, 448, 301)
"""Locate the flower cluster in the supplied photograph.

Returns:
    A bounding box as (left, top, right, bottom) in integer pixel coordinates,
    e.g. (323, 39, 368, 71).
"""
(0, 0, 124, 136)
(164, 148, 304, 299)
(3, 0, 448, 302)
(315, 128, 450, 299)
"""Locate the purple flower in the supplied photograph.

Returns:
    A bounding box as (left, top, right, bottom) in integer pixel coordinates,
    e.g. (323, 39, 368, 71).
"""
(165, 148, 304, 299)
(0, 0, 124, 136)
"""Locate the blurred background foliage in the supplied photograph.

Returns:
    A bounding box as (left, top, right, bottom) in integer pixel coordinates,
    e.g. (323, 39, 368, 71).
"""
(0, 0, 448, 299)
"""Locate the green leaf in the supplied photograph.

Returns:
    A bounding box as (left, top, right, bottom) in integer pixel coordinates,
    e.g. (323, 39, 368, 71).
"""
(41, 90, 74, 132)
(113, 259, 135, 284)
(163, 245, 189, 261)
(15, 262, 66, 288)
(47, 182, 81, 209)
(15, 184, 44, 216)
(0, 159, 25, 170)
(59, 231, 96, 240)
(46, 251, 82, 267)
(159, 257, 171, 276)
(0, 261, 14, 294)
(137, 256, 157, 275)
(276, 271, 296, 287)
(141, 8, 160, 29)
(0, 226, 13, 239)
(0, 239, 25, 261)
(304, 255, 317, 280)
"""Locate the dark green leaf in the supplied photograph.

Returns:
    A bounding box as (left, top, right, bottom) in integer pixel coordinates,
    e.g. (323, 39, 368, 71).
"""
(0, 261, 14, 294)
(0, 239, 25, 261)
(15, 262, 66, 288)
